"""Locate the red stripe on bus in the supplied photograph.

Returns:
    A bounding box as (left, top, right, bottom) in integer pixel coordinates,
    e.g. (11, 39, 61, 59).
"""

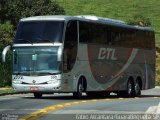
(107, 48, 135, 91)
(127, 48, 133, 60)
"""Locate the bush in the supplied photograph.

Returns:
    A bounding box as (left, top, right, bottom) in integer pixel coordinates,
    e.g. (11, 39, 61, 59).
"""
(0, 42, 12, 87)
(127, 14, 151, 27)
(0, 0, 65, 27)
(0, 21, 14, 43)
(0, 22, 13, 87)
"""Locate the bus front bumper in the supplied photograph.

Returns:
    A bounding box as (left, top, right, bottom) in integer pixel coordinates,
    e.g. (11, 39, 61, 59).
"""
(12, 83, 62, 93)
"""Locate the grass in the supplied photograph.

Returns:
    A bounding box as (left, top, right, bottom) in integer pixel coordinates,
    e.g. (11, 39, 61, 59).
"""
(0, 87, 14, 95)
(57, 0, 160, 43)
(156, 45, 160, 85)
(57, 0, 160, 85)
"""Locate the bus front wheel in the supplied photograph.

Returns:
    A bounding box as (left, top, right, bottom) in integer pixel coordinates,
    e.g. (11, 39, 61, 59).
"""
(73, 80, 84, 99)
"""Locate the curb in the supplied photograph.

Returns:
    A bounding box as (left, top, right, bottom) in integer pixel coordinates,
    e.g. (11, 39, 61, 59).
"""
(155, 86, 160, 88)
(0, 86, 160, 96)
(0, 88, 27, 96)
(0, 92, 27, 96)
(0, 92, 15, 96)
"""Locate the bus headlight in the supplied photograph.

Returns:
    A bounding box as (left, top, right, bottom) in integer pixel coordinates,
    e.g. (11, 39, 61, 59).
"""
(13, 80, 22, 84)
(47, 80, 59, 84)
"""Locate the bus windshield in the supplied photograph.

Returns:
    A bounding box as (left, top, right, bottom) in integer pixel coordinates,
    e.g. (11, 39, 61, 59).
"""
(14, 21, 64, 43)
(13, 47, 61, 75)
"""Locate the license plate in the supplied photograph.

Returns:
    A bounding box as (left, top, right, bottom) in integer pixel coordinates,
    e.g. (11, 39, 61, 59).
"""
(30, 87, 39, 91)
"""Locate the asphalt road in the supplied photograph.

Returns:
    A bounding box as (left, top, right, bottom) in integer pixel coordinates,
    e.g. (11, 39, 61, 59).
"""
(0, 88, 160, 120)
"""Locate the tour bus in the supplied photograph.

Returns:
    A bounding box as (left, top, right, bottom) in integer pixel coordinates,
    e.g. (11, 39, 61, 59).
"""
(2, 16, 155, 98)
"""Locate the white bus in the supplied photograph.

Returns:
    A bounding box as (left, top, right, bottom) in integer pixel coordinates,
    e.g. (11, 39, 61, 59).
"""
(2, 16, 155, 98)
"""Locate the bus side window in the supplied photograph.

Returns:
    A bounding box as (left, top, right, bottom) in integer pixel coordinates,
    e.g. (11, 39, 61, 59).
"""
(63, 21, 78, 72)
(107, 30, 112, 45)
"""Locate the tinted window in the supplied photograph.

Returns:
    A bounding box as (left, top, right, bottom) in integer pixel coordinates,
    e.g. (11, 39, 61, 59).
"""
(108, 27, 155, 49)
(79, 21, 155, 49)
(79, 22, 91, 43)
(14, 21, 64, 43)
(63, 21, 78, 72)
(79, 21, 111, 44)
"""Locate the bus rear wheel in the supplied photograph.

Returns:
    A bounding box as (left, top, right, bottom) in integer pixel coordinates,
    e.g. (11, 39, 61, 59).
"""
(134, 80, 141, 96)
(126, 79, 135, 97)
(34, 93, 42, 98)
(117, 79, 134, 98)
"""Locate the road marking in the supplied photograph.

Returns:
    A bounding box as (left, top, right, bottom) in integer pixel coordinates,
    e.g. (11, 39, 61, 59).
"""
(146, 106, 157, 114)
(146, 102, 160, 114)
(154, 97, 159, 99)
(19, 97, 160, 120)
(19, 98, 124, 120)
(52, 109, 144, 114)
(156, 102, 160, 114)
(145, 102, 160, 120)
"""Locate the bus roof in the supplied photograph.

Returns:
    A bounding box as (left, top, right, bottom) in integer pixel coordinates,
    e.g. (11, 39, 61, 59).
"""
(20, 15, 154, 32)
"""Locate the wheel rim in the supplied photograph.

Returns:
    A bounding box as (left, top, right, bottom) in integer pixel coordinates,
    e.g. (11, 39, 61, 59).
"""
(135, 82, 140, 94)
(78, 83, 83, 93)
(128, 81, 132, 95)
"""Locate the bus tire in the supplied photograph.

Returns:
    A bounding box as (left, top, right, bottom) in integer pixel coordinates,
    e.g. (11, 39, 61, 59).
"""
(73, 79, 84, 99)
(126, 79, 135, 97)
(34, 93, 42, 98)
(134, 80, 141, 96)
(117, 79, 134, 98)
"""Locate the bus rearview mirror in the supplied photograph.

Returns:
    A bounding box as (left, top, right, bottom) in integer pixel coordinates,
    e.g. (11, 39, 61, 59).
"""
(2, 45, 11, 63)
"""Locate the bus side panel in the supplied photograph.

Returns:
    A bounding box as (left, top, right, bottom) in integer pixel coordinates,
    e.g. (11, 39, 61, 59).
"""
(87, 44, 148, 91)
(87, 44, 128, 91)
(65, 44, 155, 92)
(143, 49, 155, 89)
(61, 44, 96, 92)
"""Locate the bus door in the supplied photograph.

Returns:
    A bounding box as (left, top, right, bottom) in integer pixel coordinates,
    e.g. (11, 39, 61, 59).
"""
(63, 20, 78, 88)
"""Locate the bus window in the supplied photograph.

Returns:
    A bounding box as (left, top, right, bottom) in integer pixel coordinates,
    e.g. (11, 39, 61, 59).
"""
(63, 21, 78, 72)
(14, 21, 64, 43)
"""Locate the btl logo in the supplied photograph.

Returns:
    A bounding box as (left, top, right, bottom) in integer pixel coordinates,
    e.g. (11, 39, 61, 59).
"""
(98, 48, 117, 60)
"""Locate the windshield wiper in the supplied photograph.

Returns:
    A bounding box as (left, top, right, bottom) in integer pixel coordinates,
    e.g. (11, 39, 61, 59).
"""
(14, 70, 33, 75)
(38, 72, 61, 75)
(16, 39, 33, 44)
(14, 72, 21, 75)
(43, 39, 54, 44)
(14, 72, 26, 75)
(34, 38, 54, 45)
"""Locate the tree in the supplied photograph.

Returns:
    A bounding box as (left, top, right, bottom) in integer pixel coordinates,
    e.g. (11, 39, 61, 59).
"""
(0, 0, 65, 27)
(0, 0, 65, 87)
(0, 21, 14, 43)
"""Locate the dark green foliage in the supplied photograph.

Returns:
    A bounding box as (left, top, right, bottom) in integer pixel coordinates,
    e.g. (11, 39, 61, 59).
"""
(0, 0, 65, 27)
(0, 0, 65, 87)
(0, 42, 12, 87)
(0, 21, 14, 43)
(0, 22, 13, 87)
